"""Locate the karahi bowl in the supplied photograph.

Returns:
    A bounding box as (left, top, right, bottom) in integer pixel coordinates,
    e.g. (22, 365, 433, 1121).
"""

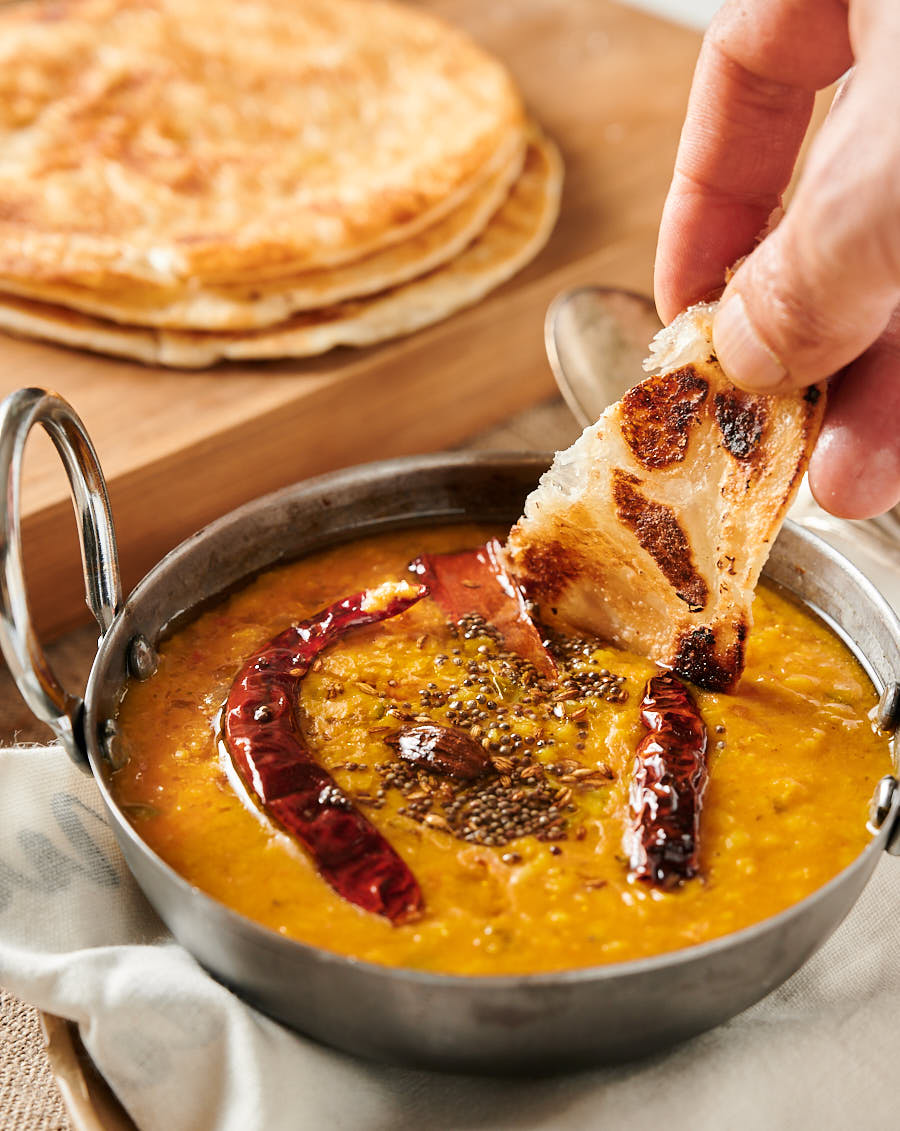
(1, 386, 898, 1073)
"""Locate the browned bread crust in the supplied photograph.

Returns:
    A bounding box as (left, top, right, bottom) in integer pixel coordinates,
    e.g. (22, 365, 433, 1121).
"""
(505, 303, 826, 691)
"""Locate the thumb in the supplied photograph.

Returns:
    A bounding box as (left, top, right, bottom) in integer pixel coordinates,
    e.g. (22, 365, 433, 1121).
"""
(712, 69, 900, 391)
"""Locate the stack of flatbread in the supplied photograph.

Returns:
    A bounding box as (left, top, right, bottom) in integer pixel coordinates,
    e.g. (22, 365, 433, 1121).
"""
(0, 0, 561, 368)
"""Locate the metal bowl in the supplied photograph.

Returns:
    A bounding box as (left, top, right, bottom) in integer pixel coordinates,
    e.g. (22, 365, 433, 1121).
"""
(2, 387, 899, 1073)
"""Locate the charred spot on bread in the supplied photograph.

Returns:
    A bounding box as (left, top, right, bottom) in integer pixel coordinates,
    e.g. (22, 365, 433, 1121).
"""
(613, 471, 709, 610)
(714, 391, 768, 461)
(804, 386, 822, 404)
(511, 538, 580, 603)
(672, 620, 747, 692)
(620, 366, 708, 469)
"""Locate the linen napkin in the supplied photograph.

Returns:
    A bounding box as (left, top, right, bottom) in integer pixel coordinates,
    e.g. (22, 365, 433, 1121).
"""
(1, 743, 900, 1131)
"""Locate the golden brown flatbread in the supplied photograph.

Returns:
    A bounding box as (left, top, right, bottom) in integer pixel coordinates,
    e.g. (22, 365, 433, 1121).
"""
(0, 137, 526, 330)
(505, 303, 826, 691)
(0, 135, 562, 367)
(0, 0, 525, 289)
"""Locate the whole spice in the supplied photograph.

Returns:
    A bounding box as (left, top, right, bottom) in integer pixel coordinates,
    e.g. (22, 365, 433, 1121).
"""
(385, 723, 490, 780)
(625, 672, 708, 889)
(223, 581, 427, 924)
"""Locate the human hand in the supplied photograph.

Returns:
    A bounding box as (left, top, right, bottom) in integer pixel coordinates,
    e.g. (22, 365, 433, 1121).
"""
(654, 0, 900, 519)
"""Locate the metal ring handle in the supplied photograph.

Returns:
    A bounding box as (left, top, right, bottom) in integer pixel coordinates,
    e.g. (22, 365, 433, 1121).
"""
(0, 387, 122, 767)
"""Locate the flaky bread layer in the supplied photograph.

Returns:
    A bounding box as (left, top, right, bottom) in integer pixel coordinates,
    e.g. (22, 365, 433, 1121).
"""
(506, 302, 826, 691)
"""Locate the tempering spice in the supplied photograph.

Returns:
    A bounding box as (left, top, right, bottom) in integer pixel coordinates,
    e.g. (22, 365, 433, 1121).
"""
(339, 612, 627, 850)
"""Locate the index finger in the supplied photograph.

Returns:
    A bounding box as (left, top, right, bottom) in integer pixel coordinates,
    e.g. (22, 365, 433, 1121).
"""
(654, 0, 853, 324)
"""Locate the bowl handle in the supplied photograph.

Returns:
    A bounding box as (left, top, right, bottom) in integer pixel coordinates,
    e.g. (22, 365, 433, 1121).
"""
(0, 387, 122, 768)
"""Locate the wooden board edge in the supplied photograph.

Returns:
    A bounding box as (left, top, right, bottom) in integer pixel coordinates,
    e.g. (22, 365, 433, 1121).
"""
(40, 1012, 136, 1131)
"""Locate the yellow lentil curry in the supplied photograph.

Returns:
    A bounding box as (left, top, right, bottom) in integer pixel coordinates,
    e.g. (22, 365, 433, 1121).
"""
(111, 524, 893, 975)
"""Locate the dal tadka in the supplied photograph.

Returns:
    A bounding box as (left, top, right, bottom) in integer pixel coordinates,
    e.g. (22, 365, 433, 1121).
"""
(110, 524, 893, 976)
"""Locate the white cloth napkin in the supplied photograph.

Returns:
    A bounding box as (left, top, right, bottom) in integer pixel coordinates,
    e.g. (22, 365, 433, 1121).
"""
(1, 744, 900, 1131)
(2, 512, 898, 1131)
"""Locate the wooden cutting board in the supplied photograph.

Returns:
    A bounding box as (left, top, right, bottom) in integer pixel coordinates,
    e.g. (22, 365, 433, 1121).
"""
(2, 0, 702, 638)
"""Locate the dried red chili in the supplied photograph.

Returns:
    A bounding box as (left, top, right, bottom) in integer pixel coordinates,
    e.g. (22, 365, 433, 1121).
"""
(409, 538, 557, 681)
(223, 581, 427, 924)
(626, 672, 708, 889)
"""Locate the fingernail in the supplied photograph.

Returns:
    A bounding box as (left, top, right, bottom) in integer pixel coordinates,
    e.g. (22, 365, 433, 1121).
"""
(713, 292, 787, 390)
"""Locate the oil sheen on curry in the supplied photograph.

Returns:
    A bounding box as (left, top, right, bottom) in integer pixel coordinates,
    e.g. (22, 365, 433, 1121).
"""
(111, 524, 892, 975)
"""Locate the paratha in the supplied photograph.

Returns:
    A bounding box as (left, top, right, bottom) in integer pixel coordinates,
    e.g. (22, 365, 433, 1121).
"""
(505, 303, 826, 691)
(0, 0, 526, 289)
(0, 135, 525, 330)
(0, 134, 562, 366)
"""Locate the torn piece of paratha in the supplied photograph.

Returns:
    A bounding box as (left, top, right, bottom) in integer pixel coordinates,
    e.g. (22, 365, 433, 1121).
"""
(505, 302, 826, 692)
